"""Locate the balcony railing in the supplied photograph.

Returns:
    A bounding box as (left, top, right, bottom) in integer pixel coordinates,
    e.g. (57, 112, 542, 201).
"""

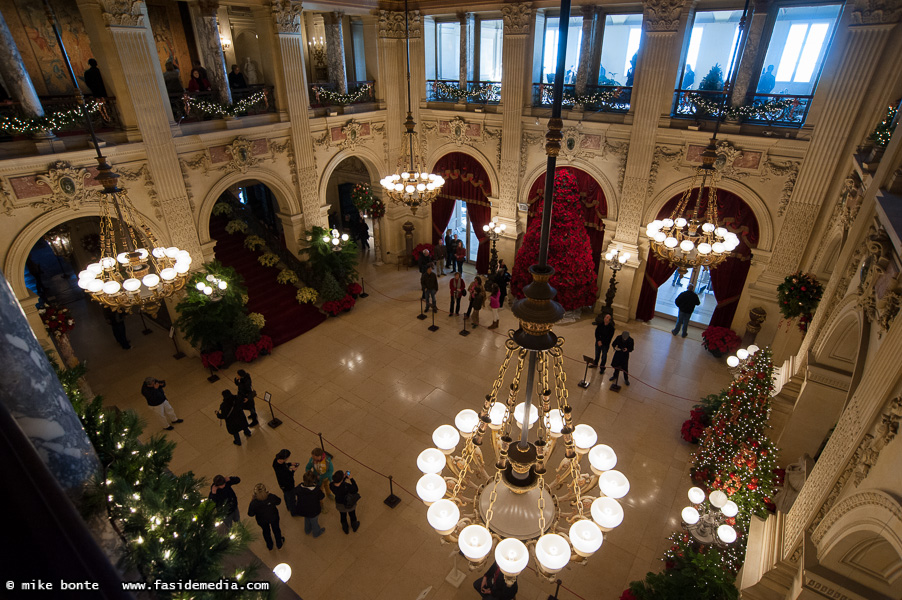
(532, 84, 632, 113)
(0, 95, 121, 139)
(308, 80, 375, 108)
(426, 80, 501, 104)
(169, 85, 276, 123)
(671, 89, 813, 127)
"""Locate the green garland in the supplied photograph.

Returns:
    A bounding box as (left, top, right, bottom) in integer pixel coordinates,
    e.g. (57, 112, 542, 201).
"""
(432, 81, 501, 103)
(681, 93, 798, 121)
(351, 182, 375, 212)
(184, 89, 269, 118)
(0, 100, 105, 134)
(869, 104, 898, 149)
(777, 271, 823, 331)
(562, 88, 628, 108)
(310, 84, 372, 106)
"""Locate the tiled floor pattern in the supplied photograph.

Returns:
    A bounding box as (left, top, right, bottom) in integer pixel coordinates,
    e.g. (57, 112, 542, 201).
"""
(65, 259, 733, 600)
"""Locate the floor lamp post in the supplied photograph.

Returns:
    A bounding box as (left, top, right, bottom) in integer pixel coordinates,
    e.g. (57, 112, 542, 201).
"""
(601, 247, 630, 315)
(482, 220, 505, 276)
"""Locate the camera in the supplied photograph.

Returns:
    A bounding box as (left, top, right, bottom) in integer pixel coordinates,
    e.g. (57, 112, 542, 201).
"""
(157, 379, 166, 386)
(293, 462, 300, 468)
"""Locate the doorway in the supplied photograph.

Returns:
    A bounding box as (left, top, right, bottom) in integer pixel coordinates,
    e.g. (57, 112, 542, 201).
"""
(653, 267, 717, 325)
(448, 199, 480, 262)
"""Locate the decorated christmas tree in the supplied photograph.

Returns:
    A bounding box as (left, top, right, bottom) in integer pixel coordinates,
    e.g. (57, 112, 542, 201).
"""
(511, 169, 598, 310)
(699, 63, 725, 91)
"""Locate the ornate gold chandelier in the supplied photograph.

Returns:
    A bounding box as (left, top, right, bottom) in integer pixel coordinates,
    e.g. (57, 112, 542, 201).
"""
(413, 1, 626, 584)
(77, 158, 191, 317)
(378, 0, 444, 214)
(645, 140, 740, 275)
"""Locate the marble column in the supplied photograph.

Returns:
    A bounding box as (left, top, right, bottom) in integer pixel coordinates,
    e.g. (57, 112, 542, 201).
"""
(497, 2, 535, 233)
(0, 269, 100, 495)
(99, 1, 203, 263)
(272, 0, 326, 229)
(324, 12, 348, 94)
(575, 6, 600, 96)
(460, 12, 475, 90)
(0, 11, 44, 118)
(731, 0, 772, 106)
(190, 0, 232, 105)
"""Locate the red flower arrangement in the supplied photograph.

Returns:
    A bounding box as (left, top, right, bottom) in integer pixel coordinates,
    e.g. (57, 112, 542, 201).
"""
(256, 335, 273, 355)
(701, 325, 742, 355)
(619, 590, 638, 600)
(201, 351, 224, 370)
(235, 343, 259, 363)
(412, 243, 434, 263)
(369, 199, 385, 219)
(39, 305, 75, 337)
(511, 170, 598, 310)
(681, 407, 708, 443)
(347, 282, 363, 296)
(322, 293, 356, 316)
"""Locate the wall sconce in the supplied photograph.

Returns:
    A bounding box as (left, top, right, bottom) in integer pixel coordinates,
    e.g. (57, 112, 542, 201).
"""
(220, 36, 231, 50)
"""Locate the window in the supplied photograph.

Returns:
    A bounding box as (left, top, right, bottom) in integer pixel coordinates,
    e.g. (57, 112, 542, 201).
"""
(350, 19, 366, 82)
(539, 15, 583, 84)
(599, 14, 643, 86)
(478, 19, 503, 82)
(426, 20, 461, 81)
(677, 10, 743, 91)
(758, 5, 841, 96)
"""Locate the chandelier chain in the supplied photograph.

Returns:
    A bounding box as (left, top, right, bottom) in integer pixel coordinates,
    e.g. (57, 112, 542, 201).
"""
(484, 471, 502, 531)
(450, 439, 478, 500)
(569, 458, 586, 519)
(501, 349, 528, 440)
(537, 473, 547, 533)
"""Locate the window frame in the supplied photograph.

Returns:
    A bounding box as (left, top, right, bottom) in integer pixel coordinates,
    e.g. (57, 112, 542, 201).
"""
(535, 10, 585, 85)
(474, 17, 504, 83)
(431, 17, 462, 83)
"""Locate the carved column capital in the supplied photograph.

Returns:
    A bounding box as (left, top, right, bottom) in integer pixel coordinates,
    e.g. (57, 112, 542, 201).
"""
(100, 0, 146, 27)
(379, 10, 420, 39)
(850, 0, 902, 25)
(643, 0, 686, 32)
(502, 2, 534, 36)
(271, 0, 303, 34)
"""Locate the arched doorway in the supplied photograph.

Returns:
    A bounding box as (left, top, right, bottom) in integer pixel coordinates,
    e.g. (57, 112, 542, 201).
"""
(525, 167, 607, 272)
(636, 188, 759, 329)
(431, 152, 493, 273)
(324, 155, 376, 252)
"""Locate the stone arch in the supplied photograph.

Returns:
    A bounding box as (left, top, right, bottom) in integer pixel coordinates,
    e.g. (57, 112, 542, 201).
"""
(425, 143, 499, 199)
(812, 295, 865, 373)
(644, 177, 774, 252)
(197, 167, 300, 247)
(520, 159, 619, 221)
(317, 147, 385, 205)
(4, 206, 168, 301)
(813, 228, 845, 279)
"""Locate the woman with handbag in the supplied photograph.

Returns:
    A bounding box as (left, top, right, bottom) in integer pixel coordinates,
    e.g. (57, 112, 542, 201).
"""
(217, 390, 252, 446)
(329, 470, 361, 534)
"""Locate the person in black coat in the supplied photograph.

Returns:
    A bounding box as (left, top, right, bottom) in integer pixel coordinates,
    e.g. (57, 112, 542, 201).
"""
(291, 470, 326, 537)
(234, 369, 258, 426)
(329, 470, 360, 534)
(609, 331, 634, 389)
(444, 229, 454, 269)
(473, 561, 518, 600)
(592, 312, 616, 372)
(209, 474, 241, 528)
(247, 484, 284, 550)
(83, 58, 107, 98)
(217, 390, 252, 445)
(228, 64, 247, 89)
(141, 377, 182, 431)
(672, 284, 701, 338)
(273, 449, 299, 513)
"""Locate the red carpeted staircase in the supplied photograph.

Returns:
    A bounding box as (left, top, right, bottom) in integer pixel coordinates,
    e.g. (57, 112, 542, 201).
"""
(211, 217, 326, 347)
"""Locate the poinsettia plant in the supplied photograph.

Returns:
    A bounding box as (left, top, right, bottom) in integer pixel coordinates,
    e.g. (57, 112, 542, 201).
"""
(256, 334, 273, 355)
(777, 271, 823, 332)
(39, 305, 75, 337)
(322, 294, 356, 316)
(701, 326, 741, 355)
(347, 282, 362, 296)
(412, 243, 434, 263)
(234, 343, 260, 363)
(201, 351, 224, 370)
(369, 199, 385, 219)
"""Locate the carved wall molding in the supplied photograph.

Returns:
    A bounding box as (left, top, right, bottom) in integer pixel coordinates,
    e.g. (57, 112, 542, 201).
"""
(484, 127, 503, 170)
(379, 10, 421, 39)
(32, 162, 92, 211)
(501, 2, 534, 35)
(850, 0, 902, 25)
(0, 178, 14, 216)
(761, 158, 802, 216)
(647, 145, 682, 198)
(603, 140, 629, 191)
(851, 397, 902, 486)
(856, 226, 902, 335)
(178, 152, 213, 177)
(643, 0, 686, 32)
(222, 138, 258, 174)
(269, 138, 297, 189)
(813, 488, 902, 551)
(117, 163, 162, 218)
(271, 0, 303, 34)
(519, 130, 545, 179)
(100, 0, 146, 28)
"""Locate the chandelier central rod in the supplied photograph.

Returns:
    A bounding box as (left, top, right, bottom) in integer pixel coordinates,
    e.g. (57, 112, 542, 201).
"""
(518, 351, 537, 449)
(404, 0, 415, 173)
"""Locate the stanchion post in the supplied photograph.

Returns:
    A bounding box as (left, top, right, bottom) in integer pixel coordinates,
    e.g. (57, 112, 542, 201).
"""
(578, 354, 593, 388)
(264, 392, 282, 428)
(428, 306, 439, 332)
(138, 312, 152, 335)
(359, 278, 369, 298)
(207, 366, 220, 383)
(170, 326, 185, 360)
(417, 297, 427, 320)
(384, 475, 401, 508)
(459, 313, 470, 336)
(546, 579, 563, 600)
(318, 432, 333, 460)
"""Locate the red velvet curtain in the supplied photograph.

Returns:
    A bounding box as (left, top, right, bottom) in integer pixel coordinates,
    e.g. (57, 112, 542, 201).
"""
(527, 167, 607, 271)
(431, 153, 493, 260)
(635, 253, 676, 321)
(634, 188, 759, 324)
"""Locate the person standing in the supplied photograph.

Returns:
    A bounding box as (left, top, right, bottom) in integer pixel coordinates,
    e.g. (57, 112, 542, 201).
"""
(592, 313, 616, 372)
(672, 284, 701, 338)
(417, 248, 433, 274)
(609, 331, 634, 389)
(495, 260, 511, 307)
(187, 69, 211, 92)
(757, 65, 776, 94)
(487, 281, 501, 330)
(473, 561, 518, 600)
(444, 229, 454, 269)
(329, 470, 361, 534)
(216, 390, 252, 446)
(273, 449, 299, 513)
(234, 369, 258, 426)
(421, 264, 439, 313)
(449, 272, 467, 316)
(209, 474, 241, 529)
(433, 238, 447, 276)
(465, 276, 485, 328)
(191, 60, 208, 81)
(83, 59, 107, 98)
(163, 61, 183, 94)
(356, 218, 370, 249)
(103, 308, 130, 349)
(247, 484, 284, 550)
(140, 377, 182, 431)
(305, 448, 334, 500)
(454, 240, 467, 274)
(228, 64, 248, 89)
(291, 470, 326, 537)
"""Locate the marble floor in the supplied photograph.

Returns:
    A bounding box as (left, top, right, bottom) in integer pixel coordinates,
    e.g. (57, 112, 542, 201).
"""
(64, 258, 734, 600)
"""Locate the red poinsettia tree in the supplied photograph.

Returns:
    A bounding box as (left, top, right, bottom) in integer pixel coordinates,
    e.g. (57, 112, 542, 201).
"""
(511, 170, 598, 310)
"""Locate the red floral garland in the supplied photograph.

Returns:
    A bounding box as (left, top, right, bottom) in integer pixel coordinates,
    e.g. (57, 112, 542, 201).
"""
(39, 305, 75, 337)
